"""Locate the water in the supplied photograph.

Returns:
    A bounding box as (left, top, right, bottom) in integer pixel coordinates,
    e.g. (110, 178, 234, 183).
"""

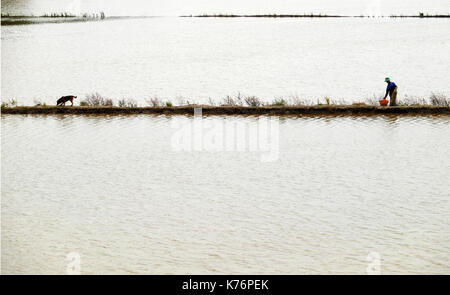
(2, 0, 450, 275)
(2, 114, 449, 274)
(2, 17, 450, 105)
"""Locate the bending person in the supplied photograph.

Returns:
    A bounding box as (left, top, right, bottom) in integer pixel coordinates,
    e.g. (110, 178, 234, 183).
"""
(383, 77, 398, 106)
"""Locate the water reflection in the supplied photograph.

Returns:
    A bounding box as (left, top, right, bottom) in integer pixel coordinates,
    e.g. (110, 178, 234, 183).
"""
(1, 115, 450, 274)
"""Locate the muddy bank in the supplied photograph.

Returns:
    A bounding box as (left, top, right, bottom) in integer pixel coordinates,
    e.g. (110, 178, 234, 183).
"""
(2, 105, 450, 116)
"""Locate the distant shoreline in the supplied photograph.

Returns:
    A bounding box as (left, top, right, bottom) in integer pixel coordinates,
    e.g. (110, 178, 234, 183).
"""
(0, 15, 152, 26)
(2, 13, 449, 26)
(2, 106, 450, 116)
(181, 13, 450, 18)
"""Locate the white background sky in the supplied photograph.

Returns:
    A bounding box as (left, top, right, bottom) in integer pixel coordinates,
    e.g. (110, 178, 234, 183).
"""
(2, 0, 450, 16)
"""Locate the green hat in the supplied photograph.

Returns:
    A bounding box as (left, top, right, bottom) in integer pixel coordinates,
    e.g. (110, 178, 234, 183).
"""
(385, 77, 390, 82)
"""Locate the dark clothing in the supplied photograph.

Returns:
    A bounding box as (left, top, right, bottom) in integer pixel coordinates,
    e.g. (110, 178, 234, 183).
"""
(385, 81, 397, 97)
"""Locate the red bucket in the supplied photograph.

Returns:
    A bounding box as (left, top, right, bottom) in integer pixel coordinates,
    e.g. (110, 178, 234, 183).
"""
(379, 99, 389, 106)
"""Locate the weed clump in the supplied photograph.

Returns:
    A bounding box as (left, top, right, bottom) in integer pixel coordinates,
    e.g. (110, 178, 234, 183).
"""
(1, 99, 18, 108)
(81, 93, 113, 106)
(118, 98, 137, 107)
(221, 93, 245, 106)
(430, 93, 450, 107)
(286, 95, 314, 106)
(272, 98, 286, 106)
(146, 96, 161, 107)
(222, 96, 238, 106)
(397, 96, 428, 106)
(244, 96, 262, 107)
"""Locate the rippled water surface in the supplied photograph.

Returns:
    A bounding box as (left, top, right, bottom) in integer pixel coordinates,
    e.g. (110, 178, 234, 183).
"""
(2, 17, 450, 105)
(2, 114, 449, 274)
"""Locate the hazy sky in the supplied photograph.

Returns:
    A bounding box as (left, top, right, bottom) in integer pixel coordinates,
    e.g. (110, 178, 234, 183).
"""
(2, 0, 450, 16)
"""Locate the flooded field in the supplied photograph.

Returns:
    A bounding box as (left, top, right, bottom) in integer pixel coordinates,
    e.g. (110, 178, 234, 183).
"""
(2, 114, 449, 274)
(2, 17, 450, 105)
(2, 0, 450, 276)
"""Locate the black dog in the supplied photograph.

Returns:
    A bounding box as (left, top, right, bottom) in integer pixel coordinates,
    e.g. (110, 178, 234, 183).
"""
(57, 95, 77, 106)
